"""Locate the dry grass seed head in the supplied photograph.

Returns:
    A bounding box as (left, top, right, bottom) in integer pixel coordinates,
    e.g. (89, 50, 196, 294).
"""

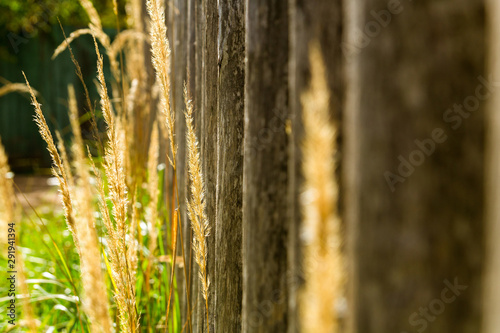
(147, 122, 160, 255)
(67, 86, 114, 332)
(23, 72, 79, 251)
(147, 0, 177, 166)
(300, 43, 344, 333)
(79, 0, 102, 30)
(184, 85, 210, 303)
(0, 83, 37, 97)
(52, 28, 93, 60)
(93, 35, 139, 332)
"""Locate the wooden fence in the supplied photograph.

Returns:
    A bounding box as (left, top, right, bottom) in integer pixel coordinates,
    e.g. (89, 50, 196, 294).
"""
(166, 0, 493, 332)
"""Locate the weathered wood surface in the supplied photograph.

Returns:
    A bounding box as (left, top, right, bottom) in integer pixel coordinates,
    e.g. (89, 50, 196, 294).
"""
(172, 0, 189, 325)
(242, 0, 290, 332)
(164, 1, 492, 332)
(200, 0, 218, 331)
(214, 0, 245, 332)
(344, 0, 485, 332)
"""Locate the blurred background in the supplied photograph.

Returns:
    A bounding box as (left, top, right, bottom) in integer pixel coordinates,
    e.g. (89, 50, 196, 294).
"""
(0, 0, 120, 171)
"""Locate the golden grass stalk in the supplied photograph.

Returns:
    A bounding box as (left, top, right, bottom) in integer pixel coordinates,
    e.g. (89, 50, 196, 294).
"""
(52, 28, 92, 60)
(299, 43, 343, 333)
(147, 0, 176, 166)
(90, 153, 138, 333)
(147, 2, 195, 329)
(89, 25, 120, 84)
(25, 75, 114, 331)
(68, 85, 114, 333)
(0, 138, 37, 331)
(23, 72, 80, 252)
(67, 85, 88, 175)
(92, 36, 139, 333)
(122, 78, 137, 188)
(112, 0, 118, 16)
(184, 85, 211, 333)
(123, 0, 147, 113)
(110, 30, 149, 94)
(52, 27, 110, 63)
(0, 83, 37, 97)
(17, 248, 38, 332)
(79, 5, 118, 85)
(110, 31, 148, 62)
(127, 0, 145, 34)
(25, 76, 113, 332)
(147, 122, 160, 256)
(79, 0, 102, 30)
(56, 22, 103, 156)
(128, 189, 139, 292)
(53, 23, 148, 130)
(56, 131, 75, 190)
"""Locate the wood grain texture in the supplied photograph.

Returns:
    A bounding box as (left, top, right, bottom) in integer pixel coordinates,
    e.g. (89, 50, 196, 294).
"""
(243, 0, 290, 331)
(200, 0, 218, 331)
(172, 0, 189, 325)
(215, 0, 245, 331)
(344, 0, 485, 332)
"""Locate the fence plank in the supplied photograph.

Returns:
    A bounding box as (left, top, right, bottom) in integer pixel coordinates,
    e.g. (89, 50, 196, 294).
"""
(200, 0, 218, 331)
(288, 0, 344, 331)
(243, 0, 290, 331)
(214, 0, 245, 331)
(344, 0, 485, 332)
(172, 0, 190, 325)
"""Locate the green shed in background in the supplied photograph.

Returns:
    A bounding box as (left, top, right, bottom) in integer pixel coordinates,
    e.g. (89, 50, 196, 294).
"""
(0, 25, 114, 172)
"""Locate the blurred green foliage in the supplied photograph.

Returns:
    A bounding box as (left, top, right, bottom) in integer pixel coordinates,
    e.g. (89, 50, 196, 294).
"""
(0, 0, 127, 33)
(0, 167, 181, 331)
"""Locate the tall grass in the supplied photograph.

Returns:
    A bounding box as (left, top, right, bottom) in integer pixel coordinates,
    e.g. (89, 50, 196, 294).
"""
(5, 0, 209, 331)
(68, 84, 114, 333)
(146, 0, 194, 330)
(23, 73, 79, 252)
(0, 82, 37, 98)
(184, 86, 211, 333)
(93, 35, 139, 332)
(24, 71, 115, 332)
(2, 3, 342, 333)
(0, 137, 14, 251)
(0, 138, 37, 332)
